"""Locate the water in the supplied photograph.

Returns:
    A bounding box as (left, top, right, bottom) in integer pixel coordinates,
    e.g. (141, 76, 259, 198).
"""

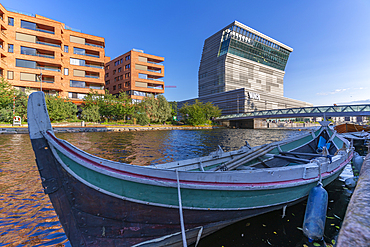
(0, 128, 356, 246)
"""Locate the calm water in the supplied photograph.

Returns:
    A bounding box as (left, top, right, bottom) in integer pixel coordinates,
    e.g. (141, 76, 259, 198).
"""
(0, 128, 355, 246)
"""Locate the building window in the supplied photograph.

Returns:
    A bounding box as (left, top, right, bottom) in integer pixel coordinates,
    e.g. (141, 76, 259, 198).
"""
(70, 58, 85, 66)
(138, 73, 147, 79)
(114, 60, 119, 66)
(106, 87, 109, 91)
(64, 68, 69, 75)
(16, 59, 36, 69)
(113, 69, 116, 75)
(7, 71, 14, 80)
(125, 72, 130, 78)
(120, 75, 123, 80)
(125, 64, 130, 69)
(70, 80, 86, 88)
(113, 85, 116, 90)
(105, 65, 109, 70)
(21, 46, 36, 55)
(125, 55, 130, 61)
(64, 45, 69, 53)
(74, 47, 85, 55)
(105, 80, 110, 85)
(8, 44, 14, 53)
(21, 20, 37, 30)
(118, 84, 121, 89)
(8, 17, 14, 26)
(105, 73, 109, 78)
(120, 58, 123, 63)
(118, 67, 121, 73)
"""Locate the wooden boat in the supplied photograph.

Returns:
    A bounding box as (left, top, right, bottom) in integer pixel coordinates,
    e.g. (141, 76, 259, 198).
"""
(28, 92, 353, 247)
(334, 123, 370, 134)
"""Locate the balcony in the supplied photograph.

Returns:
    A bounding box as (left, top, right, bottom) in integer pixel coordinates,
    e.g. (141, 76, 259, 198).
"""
(148, 61, 163, 66)
(21, 51, 54, 59)
(21, 20, 55, 35)
(85, 75, 99, 79)
(85, 43, 104, 48)
(36, 41, 61, 48)
(37, 66, 60, 72)
(147, 77, 163, 82)
(148, 69, 161, 73)
(84, 64, 104, 69)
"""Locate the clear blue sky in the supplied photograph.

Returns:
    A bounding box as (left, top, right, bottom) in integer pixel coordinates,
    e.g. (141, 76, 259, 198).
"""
(4, 0, 370, 106)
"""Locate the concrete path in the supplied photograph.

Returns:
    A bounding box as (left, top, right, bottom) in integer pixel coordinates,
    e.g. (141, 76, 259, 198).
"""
(337, 149, 370, 246)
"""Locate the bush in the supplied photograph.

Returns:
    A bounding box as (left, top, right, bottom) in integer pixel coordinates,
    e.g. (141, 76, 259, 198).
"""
(45, 95, 78, 122)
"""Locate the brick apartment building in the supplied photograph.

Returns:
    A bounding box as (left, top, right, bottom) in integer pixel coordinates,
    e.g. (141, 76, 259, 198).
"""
(105, 49, 164, 103)
(0, 4, 107, 104)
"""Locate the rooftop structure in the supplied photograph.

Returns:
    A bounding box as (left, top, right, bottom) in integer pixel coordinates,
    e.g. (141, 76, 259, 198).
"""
(105, 49, 164, 103)
(0, 4, 107, 104)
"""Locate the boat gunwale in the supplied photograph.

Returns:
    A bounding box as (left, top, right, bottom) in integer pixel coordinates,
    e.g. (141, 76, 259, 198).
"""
(44, 130, 353, 190)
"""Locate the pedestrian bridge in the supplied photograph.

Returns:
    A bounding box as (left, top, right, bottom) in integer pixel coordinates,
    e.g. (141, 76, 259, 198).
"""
(217, 104, 370, 121)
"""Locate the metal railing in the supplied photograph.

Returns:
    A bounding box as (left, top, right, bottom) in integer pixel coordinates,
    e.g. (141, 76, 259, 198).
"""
(21, 52, 54, 59)
(148, 69, 161, 73)
(147, 61, 163, 66)
(85, 53, 99, 58)
(84, 64, 104, 69)
(85, 75, 99, 79)
(36, 41, 61, 48)
(147, 77, 163, 82)
(85, 43, 104, 48)
(23, 26, 55, 34)
(37, 66, 60, 72)
(217, 104, 370, 120)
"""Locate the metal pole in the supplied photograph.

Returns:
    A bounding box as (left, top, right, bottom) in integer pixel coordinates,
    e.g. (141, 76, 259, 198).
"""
(40, 71, 42, 92)
(176, 169, 187, 247)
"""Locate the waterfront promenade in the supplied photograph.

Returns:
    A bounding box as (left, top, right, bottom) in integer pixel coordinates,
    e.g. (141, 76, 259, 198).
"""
(337, 148, 370, 246)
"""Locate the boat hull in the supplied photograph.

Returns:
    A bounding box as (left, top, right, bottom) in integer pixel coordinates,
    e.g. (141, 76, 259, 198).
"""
(31, 137, 347, 246)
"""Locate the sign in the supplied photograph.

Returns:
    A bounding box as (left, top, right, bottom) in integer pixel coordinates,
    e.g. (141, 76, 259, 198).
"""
(248, 92, 260, 100)
(13, 116, 21, 126)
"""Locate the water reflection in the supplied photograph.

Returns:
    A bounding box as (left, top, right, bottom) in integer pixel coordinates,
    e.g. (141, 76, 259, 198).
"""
(0, 128, 354, 247)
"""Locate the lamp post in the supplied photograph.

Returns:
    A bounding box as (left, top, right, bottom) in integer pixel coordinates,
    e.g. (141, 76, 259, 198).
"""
(38, 70, 42, 92)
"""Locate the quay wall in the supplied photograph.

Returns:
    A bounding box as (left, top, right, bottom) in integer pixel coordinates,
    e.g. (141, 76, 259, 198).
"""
(0, 124, 222, 134)
(337, 151, 370, 246)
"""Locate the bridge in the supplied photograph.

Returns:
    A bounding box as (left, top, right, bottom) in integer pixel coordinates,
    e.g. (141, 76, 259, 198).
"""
(216, 104, 370, 128)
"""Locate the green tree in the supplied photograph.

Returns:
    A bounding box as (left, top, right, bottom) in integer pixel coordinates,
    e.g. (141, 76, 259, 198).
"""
(81, 104, 100, 122)
(169, 101, 178, 121)
(156, 95, 172, 123)
(140, 95, 158, 122)
(45, 95, 78, 122)
(0, 77, 14, 109)
(179, 100, 221, 126)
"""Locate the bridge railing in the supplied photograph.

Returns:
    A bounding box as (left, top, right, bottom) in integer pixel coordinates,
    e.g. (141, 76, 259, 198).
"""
(217, 104, 370, 120)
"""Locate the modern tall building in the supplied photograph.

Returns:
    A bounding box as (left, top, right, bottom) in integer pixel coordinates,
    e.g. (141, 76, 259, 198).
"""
(180, 21, 312, 116)
(105, 49, 164, 102)
(0, 4, 106, 104)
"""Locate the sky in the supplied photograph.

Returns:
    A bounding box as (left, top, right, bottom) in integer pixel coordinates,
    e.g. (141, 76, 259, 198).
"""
(3, 0, 370, 106)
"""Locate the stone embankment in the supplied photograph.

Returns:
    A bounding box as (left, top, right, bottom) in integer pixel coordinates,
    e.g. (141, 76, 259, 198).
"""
(0, 124, 221, 134)
(337, 150, 370, 246)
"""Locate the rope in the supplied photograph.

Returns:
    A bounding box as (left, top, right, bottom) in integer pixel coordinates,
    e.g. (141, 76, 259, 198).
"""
(176, 169, 187, 247)
(312, 160, 323, 185)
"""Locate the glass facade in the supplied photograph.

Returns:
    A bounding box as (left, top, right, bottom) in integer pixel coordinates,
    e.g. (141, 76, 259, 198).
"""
(21, 46, 36, 56)
(16, 59, 36, 69)
(218, 25, 291, 71)
(70, 80, 86, 88)
(74, 47, 85, 55)
(70, 58, 85, 66)
(21, 20, 37, 30)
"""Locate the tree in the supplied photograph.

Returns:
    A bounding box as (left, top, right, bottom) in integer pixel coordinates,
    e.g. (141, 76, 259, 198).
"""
(140, 95, 158, 122)
(45, 95, 78, 122)
(156, 95, 172, 123)
(179, 100, 222, 126)
(81, 104, 100, 122)
(0, 77, 14, 109)
(168, 101, 178, 121)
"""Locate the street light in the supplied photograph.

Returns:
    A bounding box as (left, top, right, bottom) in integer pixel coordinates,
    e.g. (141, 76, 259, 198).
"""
(38, 70, 43, 92)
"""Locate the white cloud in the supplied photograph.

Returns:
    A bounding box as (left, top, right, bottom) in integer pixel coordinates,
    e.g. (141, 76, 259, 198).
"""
(316, 88, 350, 96)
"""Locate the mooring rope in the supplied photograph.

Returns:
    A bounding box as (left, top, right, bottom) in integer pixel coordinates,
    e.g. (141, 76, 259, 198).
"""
(176, 169, 187, 247)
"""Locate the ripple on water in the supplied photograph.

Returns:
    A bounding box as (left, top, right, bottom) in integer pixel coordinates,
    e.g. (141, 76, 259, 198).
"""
(0, 128, 359, 246)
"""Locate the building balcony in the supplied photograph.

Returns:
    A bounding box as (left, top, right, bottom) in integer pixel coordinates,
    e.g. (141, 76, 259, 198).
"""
(85, 43, 104, 48)
(147, 60, 163, 66)
(36, 41, 61, 48)
(21, 51, 55, 59)
(37, 66, 61, 72)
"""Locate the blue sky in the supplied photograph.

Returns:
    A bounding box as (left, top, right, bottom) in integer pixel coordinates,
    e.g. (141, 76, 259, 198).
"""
(4, 0, 370, 106)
